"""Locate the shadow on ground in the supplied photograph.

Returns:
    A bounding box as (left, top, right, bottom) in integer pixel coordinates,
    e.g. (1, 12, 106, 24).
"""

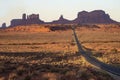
(0, 52, 113, 80)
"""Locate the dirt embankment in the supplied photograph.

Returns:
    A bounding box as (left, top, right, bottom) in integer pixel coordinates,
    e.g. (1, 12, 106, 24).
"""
(0, 24, 50, 32)
(0, 24, 120, 32)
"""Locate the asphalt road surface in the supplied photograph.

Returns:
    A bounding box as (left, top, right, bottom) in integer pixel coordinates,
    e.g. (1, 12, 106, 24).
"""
(72, 27, 120, 77)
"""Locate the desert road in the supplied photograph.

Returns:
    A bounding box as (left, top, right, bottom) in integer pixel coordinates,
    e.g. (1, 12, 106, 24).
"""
(72, 27, 120, 79)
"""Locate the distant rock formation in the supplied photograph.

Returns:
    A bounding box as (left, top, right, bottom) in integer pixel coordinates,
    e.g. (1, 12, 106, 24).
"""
(1, 23, 6, 29)
(72, 10, 117, 24)
(51, 15, 71, 24)
(7, 10, 119, 28)
(10, 13, 44, 27)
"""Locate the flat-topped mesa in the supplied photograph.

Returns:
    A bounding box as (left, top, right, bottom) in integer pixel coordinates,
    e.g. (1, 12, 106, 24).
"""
(26, 14, 44, 24)
(51, 15, 71, 24)
(78, 11, 89, 17)
(73, 10, 117, 24)
(7, 10, 119, 27)
(27, 14, 39, 20)
(10, 13, 44, 27)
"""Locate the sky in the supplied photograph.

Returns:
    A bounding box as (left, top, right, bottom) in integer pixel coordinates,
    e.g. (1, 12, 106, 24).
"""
(0, 0, 120, 26)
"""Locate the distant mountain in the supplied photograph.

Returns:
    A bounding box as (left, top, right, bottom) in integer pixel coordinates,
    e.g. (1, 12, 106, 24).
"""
(72, 10, 118, 24)
(2, 10, 119, 28)
(49, 10, 118, 24)
(50, 15, 71, 24)
(0, 23, 6, 29)
(10, 14, 44, 27)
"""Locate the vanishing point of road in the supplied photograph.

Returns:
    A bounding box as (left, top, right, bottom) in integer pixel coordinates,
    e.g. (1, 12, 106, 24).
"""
(72, 27, 120, 80)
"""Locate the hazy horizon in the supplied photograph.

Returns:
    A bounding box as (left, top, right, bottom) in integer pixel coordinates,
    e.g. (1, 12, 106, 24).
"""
(0, 0, 120, 26)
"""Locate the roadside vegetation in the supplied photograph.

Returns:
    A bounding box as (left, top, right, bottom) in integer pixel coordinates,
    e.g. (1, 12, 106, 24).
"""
(0, 24, 120, 80)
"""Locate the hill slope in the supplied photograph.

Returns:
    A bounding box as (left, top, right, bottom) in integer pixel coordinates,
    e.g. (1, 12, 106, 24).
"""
(0, 24, 50, 32)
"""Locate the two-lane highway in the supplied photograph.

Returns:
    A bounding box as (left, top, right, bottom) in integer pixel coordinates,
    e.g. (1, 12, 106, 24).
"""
(72, 27, 120, 79)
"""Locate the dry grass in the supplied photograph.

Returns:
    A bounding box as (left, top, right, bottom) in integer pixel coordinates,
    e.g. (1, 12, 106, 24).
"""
(0, 24, 50, 32)
(0, 24, 120, 80)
